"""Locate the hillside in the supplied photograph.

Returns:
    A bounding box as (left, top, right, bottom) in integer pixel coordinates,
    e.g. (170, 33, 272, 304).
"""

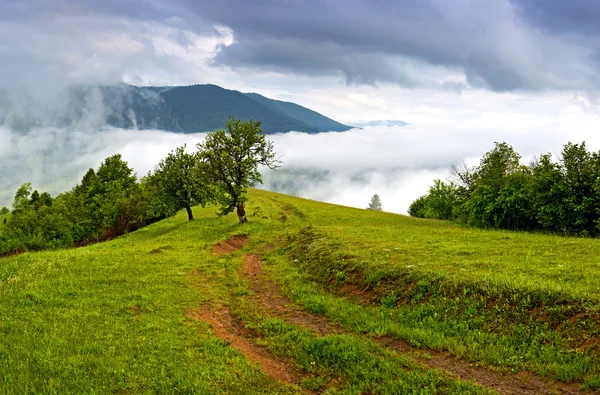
(1, 84, 352, 135)
(1, 189, 599, 393)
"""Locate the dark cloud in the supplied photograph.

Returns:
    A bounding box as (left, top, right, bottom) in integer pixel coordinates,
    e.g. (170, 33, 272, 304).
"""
(0, 0, 175, 22)
(512, 0, 600, 35)
(1, 0, 600, 91)
(178, 0, 600, 91)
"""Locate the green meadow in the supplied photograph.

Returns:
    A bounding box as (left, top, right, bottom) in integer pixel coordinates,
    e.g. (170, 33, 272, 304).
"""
(1, 188, 599, 393)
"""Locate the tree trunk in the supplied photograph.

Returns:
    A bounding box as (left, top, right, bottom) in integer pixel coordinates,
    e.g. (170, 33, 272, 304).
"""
(237, 202, 248, 224)
(186, 206, 194, 221)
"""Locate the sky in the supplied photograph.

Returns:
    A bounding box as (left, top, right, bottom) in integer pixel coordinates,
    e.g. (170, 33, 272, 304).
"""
(2, 0, 600, 212)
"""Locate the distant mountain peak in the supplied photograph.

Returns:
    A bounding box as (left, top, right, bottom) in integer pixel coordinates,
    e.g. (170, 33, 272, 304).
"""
(0, 84, 352, 135)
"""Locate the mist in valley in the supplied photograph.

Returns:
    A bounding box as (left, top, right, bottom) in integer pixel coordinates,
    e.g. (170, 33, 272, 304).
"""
(3, 98, 600, 214)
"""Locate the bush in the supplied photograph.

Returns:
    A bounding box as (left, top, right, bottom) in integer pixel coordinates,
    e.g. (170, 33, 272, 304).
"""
(408, 196, 427, 218)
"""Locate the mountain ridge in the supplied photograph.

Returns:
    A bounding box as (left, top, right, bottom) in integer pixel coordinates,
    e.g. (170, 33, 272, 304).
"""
(0, 83, 352, 135)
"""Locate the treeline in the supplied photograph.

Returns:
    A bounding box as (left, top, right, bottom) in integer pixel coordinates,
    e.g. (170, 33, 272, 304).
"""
(409, 141, 600, 237)
(0, 118, 277, 256)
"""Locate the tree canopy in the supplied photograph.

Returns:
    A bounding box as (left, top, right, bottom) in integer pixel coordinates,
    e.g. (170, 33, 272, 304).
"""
(152, 145, 212, 221)
(197, 118, 279, 223)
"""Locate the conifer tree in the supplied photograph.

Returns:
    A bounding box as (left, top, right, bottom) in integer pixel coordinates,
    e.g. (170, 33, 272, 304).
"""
(367, 194, 382, 211)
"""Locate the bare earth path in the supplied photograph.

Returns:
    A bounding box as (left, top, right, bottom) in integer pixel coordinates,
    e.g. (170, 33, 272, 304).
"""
(192, 234, 594, 394)
(241, 252, 595, 395)
(187, 306, 306, 388)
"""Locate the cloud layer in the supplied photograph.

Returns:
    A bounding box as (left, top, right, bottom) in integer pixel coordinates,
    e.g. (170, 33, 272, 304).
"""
(3, 104, 600, 214)
(2, 0, 600, 92)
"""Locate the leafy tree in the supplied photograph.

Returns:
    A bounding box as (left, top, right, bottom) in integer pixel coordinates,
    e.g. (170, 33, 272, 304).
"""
(197, 118, 279, 223)
(30, 190, 40, 206)
(153, 145, 212, 221)
(407, 181, 458, 220)
(423, 180, 457, 220)
(465, 142, 522, 227)
(86, 154, 140, 238)
(0, 207, 9, 216)
(0, 152, 168, 256)
(559, 142, 600, 235)
(530, 153, 567, 232)
(408, 196, 427, 218)
(64, 169, 100, 242)
(92, 154, 137, 195)
(492, 169, 535, 230)
(39, 192, 53, 207)
(367, 194, 383, 211)
(13, 182, 32, 211)
(450, 160, 478, 190)
(410, 140, 600, 236)
(74, 168, 97, 196)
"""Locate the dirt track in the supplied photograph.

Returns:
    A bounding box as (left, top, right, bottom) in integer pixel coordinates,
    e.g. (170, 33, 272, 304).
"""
(197, 235, 593, 395)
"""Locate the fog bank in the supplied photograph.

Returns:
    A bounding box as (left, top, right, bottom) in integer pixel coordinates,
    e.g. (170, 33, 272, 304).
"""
(3, 120, 600, 214)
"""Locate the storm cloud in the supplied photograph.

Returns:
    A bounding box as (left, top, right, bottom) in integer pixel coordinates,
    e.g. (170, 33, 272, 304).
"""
(2, 0, 600, 92)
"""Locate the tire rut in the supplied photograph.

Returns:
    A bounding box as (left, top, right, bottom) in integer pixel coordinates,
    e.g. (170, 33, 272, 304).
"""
(212, 234, 249, 254)
(187, 305, 307, 389)
(194, 237, 313, 392)
(241, 254, 594, 395)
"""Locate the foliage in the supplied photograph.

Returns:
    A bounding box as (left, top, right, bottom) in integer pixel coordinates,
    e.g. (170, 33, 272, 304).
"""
(198, 118, 279, 222)
(0, 118, 280, 255)
(408, 179, 458, 220)
(367, 194, 382, 211)
(410, 141, 600, 236)
(151, 145, 212, 221)
(407, 195, 427, 218)
(0, 155, 163, 256)
(12, 182, 32, 211)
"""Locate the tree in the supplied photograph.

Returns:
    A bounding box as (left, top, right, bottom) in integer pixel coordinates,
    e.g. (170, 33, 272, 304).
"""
(153, 144, 212, 221)
(423, 180, 457, 220)
(465, 142, 523, 227)
(86, 154, 140, 238)
(92, 154, 137, 194)
(407, 180, 459, 220)
(367, 194, 382, 211)
(197, 118, 279, 223)
(0, 207, 9, 216)
(12, 182, 32, 211)
(559, 142, 600, 235)
(73, 168, 97, 197)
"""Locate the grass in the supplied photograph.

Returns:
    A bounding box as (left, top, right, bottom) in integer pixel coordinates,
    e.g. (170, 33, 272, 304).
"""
(250, 191, 600, 388)
(0, 212, 293, 394)
(1, 188, 600, 392)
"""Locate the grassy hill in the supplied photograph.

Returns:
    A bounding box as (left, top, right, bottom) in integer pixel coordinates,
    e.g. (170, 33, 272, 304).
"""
(1, 189, 599, 393)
